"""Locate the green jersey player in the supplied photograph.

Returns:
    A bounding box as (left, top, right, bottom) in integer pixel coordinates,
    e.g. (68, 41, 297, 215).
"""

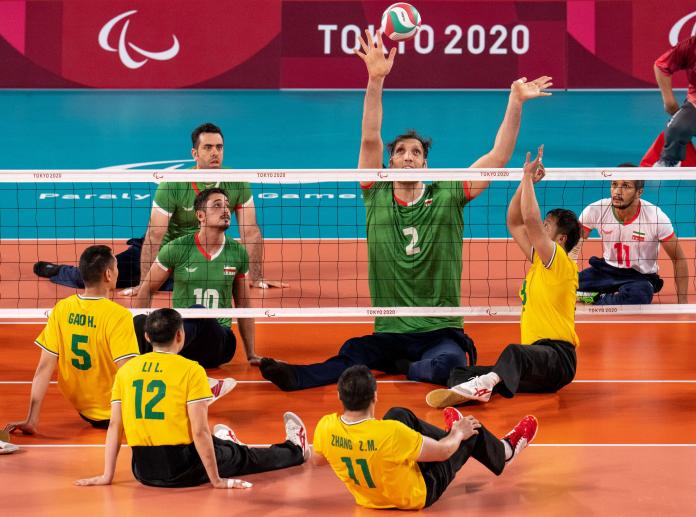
(135, 188, 258, 368)
(260, 29, 552, 390)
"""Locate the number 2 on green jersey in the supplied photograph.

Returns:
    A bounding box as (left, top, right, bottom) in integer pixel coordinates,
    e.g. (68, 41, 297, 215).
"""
(402, 227, 421, 256)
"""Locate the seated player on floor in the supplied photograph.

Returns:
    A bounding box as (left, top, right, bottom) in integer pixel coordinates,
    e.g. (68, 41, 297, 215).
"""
(575, 168, 689, 305)
(259, 29, 552, 390)
(426, 147, 581, 408)
(3, 245, 139, 433)
(75, 308, 310, 489)
(134, 188, 260, 368)
(313, 365, 537, 510)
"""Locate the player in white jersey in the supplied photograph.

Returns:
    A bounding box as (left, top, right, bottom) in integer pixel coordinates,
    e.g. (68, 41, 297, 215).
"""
(576, 173, 689, 305)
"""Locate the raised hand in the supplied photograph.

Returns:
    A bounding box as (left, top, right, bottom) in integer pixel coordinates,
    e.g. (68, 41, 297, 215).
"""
(511, 76, 553, 102)
(354, 29, 397, 79)
(523, 145, 545, 183)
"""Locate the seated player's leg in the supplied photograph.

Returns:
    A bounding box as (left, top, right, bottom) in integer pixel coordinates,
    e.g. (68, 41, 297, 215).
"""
(418, 408, 511, 508)
(578, 261, 624, 298)
(660, 102, 696, 166)
(214, 412, 308, 477)
(407, 330, 471, 385)
(34, 238, 145, 289)
(181, 310, 236, 368)
(260, 333, 395, 391)
(595, 279, 654, 305)
(492, 340, 576, 396)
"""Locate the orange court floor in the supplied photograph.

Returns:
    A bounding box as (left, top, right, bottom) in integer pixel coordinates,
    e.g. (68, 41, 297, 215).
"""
(1, 320, 695, 516)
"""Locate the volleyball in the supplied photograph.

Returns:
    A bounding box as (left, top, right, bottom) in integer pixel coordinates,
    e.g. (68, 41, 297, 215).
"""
(380, 3, 422, 41)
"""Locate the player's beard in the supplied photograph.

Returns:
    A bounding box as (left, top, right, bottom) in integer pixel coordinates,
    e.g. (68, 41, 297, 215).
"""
(612, 197, 634, 210)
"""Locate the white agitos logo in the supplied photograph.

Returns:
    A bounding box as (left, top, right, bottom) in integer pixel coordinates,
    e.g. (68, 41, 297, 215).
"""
(98, 10, 180, 69)
(669, 11, 696, 45)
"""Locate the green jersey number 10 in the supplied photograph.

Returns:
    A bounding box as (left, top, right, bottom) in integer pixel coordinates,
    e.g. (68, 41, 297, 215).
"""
(193, 288, 220, 309)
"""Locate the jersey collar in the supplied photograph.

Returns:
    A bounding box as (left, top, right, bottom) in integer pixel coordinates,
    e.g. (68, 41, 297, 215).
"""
(191, 181, 221, 195)
(393, 183, 426, 207)
(611, 200, 641, 225)
(194, 233, 226, 261)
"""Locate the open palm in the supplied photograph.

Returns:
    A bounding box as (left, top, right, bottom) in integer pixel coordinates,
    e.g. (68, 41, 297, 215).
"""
(354, 29, 397, 79)
(511, 76, 553, 101)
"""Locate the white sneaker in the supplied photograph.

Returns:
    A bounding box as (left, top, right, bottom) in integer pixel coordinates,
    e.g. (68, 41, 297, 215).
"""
(213, 424, 245, 445)
(208, 377, 237, 406)
(426, 376, 494, 408)
(283, 411, 310, 461)
(0, 440, 19, 454)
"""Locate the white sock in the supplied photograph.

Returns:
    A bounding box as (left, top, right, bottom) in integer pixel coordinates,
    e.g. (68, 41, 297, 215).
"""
(502, 439, 513, 461)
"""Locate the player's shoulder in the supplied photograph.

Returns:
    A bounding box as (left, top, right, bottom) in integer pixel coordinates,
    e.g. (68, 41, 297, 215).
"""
(166, 233, 197, 247)
(585, 198, 612, 210)
(639, 199, 671, 221)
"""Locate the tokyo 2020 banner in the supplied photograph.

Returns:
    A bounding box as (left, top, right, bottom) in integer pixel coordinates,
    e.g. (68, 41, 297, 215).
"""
(0, 0, 693, 89)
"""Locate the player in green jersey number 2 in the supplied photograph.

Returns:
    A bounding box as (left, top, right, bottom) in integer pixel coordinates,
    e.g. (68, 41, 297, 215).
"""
(260, 29, 552, 390)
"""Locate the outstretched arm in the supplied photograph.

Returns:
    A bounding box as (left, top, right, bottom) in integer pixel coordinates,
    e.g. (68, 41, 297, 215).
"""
(237, 200, 289, 289)
(520, 146, 556, 266)
(467, 76, 552, 201)
(232, 275, 258, 365)
(661, 238, 689, 303)
(3, 350, 57, 435)
(354, 29, 396, 170)
(75, 403, 124, 486)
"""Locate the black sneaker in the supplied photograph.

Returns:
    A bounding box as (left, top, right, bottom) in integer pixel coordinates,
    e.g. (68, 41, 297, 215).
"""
(33, 261, 63, 278)
(260, 358, 300, 391)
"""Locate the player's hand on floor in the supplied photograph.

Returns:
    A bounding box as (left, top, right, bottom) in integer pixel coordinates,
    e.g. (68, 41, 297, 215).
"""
(212, 478, 253, 489)
(119, 284, 142, 297)
(247, 354, 262, 367)
(4, 420, 37, 435)
(250, 279, 289, 289)
(75, 475, 112, 486)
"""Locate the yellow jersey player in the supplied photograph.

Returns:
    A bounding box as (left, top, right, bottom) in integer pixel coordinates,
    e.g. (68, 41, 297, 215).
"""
(426, 146, 581, 408)
(4, 246, 139, 433)
(76, 309, 309, 489)
(313, 365, 538, 509)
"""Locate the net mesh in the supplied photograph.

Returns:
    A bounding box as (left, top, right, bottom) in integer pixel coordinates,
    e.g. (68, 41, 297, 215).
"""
(1, 167, 695, 319)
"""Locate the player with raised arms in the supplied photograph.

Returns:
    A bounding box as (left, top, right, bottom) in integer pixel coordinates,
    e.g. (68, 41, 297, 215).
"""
(260, 29, 552, 390)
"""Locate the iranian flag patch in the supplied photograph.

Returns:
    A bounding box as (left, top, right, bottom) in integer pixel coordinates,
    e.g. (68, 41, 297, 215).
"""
(632, 231, 645, 242)
(223, 266, 237, 276)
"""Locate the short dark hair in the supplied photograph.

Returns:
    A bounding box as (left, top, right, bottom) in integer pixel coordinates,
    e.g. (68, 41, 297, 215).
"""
(79, 245, 114, 286)
(191, 123, 223, 148)
(386, 129, 432, 159)
(194, 187, 228, 213)
(546, 208, 581, 253)
(338, 365, 377, 411)
(615, 163, 644, 190)
(144, 308, 183, 347)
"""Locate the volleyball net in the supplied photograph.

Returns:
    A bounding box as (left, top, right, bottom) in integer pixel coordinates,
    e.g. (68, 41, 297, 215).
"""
(1, 167, 695, 319)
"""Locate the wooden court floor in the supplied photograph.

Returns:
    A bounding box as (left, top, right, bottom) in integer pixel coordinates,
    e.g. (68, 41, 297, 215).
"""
(1, 321, 695, 516)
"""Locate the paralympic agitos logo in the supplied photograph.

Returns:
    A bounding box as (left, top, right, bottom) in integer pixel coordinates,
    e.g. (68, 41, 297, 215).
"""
(98, 10, 180, 70)
(669, 11, 696, 45)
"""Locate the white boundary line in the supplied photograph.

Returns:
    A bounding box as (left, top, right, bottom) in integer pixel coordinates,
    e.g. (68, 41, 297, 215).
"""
(2, 379, 695, 385)
(14, 443, 696, 448)
(0, 318, 692, 324)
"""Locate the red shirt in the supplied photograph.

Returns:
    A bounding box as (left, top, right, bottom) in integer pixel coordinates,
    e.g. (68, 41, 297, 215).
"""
(640, 131, 696, 166)
(654, 35, 696, 107)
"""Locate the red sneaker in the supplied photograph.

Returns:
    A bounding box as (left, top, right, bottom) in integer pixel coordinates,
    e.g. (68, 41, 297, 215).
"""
(502, 415, 538, 463)
(443, 406, 464, 433)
